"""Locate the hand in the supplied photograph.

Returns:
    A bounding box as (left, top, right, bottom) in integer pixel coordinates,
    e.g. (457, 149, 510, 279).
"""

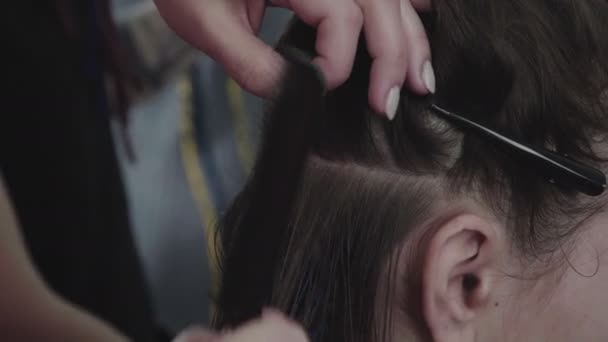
(173, 310, 308, 342)
(154, 0, 435, 119)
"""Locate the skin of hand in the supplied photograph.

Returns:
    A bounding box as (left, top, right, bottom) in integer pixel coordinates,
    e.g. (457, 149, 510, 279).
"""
(0, 176, 129, 342)
(154, 0, 435, 120)
(173, 310, 309, 342)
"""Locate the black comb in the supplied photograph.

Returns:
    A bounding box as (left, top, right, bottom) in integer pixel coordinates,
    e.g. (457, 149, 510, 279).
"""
(429, 42, 606, 196)
(429, 103, 606, 196)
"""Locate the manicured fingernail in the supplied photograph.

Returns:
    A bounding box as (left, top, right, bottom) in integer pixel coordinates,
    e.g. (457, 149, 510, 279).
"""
(422, 60, 436, 94)
(385, 86, 401, 121)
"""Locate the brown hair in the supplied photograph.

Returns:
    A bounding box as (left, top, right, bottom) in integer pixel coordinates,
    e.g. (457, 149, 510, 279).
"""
(213, 0, 608, 340)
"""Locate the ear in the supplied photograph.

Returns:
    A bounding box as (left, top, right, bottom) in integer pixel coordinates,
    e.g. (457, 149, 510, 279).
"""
(422, 214, 501, 342)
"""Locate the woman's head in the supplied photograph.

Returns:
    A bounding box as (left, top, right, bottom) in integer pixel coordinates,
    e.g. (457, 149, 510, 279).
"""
(214, 0, 608, 341)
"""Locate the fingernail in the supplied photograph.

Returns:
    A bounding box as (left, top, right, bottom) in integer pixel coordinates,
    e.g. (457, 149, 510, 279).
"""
(385, 86, 401, 121)
(422, 60, 436, 94)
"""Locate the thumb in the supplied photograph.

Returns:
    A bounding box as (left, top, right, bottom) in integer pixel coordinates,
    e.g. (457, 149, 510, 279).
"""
(173, 327, 219, 342)
(155, 0, 285, 98)
(207, 18, 285, 98)
(173, 311, 309, 342)
(222, 310, 309, 342)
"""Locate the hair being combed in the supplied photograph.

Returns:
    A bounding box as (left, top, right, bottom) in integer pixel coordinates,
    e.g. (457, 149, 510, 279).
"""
(213, 1, 608, 341)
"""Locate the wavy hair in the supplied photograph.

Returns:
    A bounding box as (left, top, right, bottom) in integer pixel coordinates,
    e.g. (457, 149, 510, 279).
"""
(213, 1, 608, 341)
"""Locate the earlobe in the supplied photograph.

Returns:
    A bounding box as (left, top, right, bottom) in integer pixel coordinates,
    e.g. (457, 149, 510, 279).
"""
(422, 214, 501, 342)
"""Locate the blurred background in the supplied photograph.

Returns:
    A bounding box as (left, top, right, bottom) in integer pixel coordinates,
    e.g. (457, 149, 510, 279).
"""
(111, 0, 290, 335)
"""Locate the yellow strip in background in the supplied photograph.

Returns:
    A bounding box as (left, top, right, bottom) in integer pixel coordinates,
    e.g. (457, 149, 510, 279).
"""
(179, 76, 255, 319)
(226, 78, 255, 173)
(177, 75, 221, 301)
